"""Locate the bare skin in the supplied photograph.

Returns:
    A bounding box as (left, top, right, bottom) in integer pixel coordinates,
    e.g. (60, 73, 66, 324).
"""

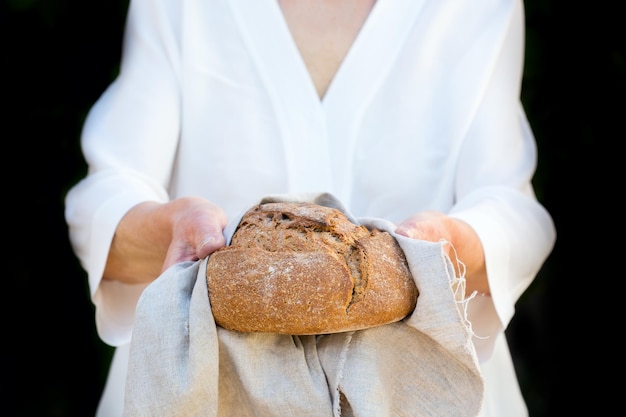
(103, 197, 228, 284)
(103, 0, 489, 297)
(105, 199, 488, 295)
(395, 212, 489, 296)
(278, 0, 376, 99)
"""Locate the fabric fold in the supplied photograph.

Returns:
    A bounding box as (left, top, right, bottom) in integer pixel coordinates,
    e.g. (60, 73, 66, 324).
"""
(124, 193, 484, 417)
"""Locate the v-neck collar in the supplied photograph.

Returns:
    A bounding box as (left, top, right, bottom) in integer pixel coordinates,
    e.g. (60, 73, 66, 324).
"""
(230, 0, 424, 110)
(323, 0, 426, 109)
(228, 0, 425, 196)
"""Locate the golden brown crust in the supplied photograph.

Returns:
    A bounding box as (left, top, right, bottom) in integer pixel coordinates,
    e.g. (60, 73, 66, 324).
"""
(206, 202, 418, 334)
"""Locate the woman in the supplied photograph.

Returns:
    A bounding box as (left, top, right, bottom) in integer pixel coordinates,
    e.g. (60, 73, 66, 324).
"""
(65, 0, 556, 416)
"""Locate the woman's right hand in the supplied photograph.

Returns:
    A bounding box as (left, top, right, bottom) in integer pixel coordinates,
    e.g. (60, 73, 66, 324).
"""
(103, 196, 228, 285)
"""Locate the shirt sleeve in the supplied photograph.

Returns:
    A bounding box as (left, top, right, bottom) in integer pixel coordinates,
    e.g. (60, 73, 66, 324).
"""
(448, 0, 556, 361)
(64, 0, 182, 346)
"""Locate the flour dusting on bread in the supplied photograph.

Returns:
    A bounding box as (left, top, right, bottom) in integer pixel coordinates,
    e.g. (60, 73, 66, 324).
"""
(206, 202, 418, 334)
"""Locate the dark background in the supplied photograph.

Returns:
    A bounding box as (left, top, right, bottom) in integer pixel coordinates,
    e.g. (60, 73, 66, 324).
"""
(2, 0, 621, 416)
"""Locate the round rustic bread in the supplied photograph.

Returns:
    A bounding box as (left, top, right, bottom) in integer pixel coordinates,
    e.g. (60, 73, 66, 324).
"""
(205, 202, 418, 334)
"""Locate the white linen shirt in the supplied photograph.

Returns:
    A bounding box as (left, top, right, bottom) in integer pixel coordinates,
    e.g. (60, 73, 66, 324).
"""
(65, 0, 556, 416)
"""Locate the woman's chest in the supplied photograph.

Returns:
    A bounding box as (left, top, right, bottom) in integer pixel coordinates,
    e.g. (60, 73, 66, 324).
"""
(277, 0, 376, 99)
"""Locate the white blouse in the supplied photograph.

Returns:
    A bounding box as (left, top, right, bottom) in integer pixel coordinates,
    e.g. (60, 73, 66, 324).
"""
(65, 0, 556, 416)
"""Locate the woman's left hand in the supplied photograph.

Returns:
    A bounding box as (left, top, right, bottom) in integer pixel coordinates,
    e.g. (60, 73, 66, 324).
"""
(395, 211, 489, 295)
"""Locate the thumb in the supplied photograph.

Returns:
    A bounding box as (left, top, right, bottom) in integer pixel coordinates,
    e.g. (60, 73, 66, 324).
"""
(196, 233, 227, 259)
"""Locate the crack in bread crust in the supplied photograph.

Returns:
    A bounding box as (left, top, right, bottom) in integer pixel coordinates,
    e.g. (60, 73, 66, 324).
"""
(206, 202, 418, 334)
(230, 203, 371, 309)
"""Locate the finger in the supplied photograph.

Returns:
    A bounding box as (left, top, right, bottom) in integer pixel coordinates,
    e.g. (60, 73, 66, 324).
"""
(161, 241, 199, 273)
(395, 215, 425, 238)
(395, 211, 445, 239)
(193, 209, 228, 258)
(196, 233, 227, 259)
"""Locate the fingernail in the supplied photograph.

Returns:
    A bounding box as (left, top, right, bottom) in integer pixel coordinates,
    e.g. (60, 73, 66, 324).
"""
(199, 236, 216, 250)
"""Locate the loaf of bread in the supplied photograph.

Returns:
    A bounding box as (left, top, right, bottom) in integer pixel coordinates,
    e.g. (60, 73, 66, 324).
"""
(205, 202, 418, 334)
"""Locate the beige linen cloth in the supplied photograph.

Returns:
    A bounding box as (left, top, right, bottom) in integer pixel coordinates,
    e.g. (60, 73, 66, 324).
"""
(124, 193, 485, 416)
